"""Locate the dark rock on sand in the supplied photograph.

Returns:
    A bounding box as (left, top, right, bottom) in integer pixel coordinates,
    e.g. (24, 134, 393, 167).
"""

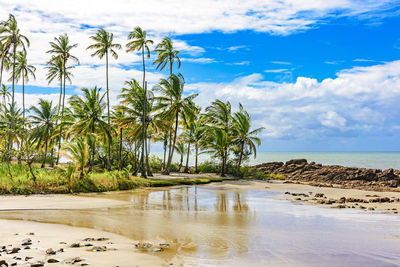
(47, 259, 59, 263)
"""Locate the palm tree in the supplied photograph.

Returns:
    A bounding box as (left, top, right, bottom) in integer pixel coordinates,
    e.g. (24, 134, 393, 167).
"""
(205, 100, 232, 176)
(47, 33, 79, 165)
(30, 99, 58, 168)
(10, 51, 36, 125)
(192, 115, 207, 173)
(174, 141, 185, 171)
(87, 28, 121, 171)
(67, 87, 111, 172)
(45, 55, 74, 115)
(154, 37, 181, 166)
(232, 104, 263, 176)
(63, 136, 89, 179)
(0, 41, 11, 86)
(118, 79, 157, 177)
(0, 14, 30, 152)
(154, 74, 197, 174)
(153, 37, 181, 76)
(126, 27, 153, 176)
(112, 107, 125, 171)
(0, 84, 10, 106)
(206, 127, 231, 177)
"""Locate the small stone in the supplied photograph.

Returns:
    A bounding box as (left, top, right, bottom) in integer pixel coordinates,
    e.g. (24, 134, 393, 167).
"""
(91, 246, 107, 252)
(47, 259, 59, 263)
(21, 239, 32, 246)
(30, 262, 44, 267)
(46, 248, 56, 255)
(25, 257, 33, 261)
(24, 246, 31, 250)
(7, 248, 20, 254)
(0, 260, 8, 267)
(70, 243, 80, 248)
(57, 248, 64, 253)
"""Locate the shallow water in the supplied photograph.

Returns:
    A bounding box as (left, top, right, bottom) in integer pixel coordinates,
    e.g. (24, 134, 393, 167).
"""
(1, 184, 400, 266)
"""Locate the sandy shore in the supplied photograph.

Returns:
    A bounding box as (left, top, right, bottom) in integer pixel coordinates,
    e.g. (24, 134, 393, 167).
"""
(0, 219, 176, 267)
(0, 194, 130, 211)
(211, 180, 400, 214)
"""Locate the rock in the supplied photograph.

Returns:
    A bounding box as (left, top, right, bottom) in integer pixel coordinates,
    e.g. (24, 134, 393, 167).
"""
(91, 246, 107, 252)
(71, 257, 83, 263)
(368, 207, 375, 211)
(24, 246, 30, 250)
(47, 259, 59, 263)
(21, 239, 32, 246)
(83, 238, 95, 241)
(11, 263, 16, 267)
(57, 248, 64, 253)
(135, 242, 153, 249)
(0, 260, 8, 267)
(30, 262, 44, 267)
(25, 257, 33, 261)
(46, 248, 56, 255)
(70, 243, 80, 248)
(27, 233, 35, 236)
(315, 193, 324, 198)
(7, 248, 20, 254)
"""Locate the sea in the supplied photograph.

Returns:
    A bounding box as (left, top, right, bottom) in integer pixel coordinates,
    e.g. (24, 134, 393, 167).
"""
(152, 151, 400, 170)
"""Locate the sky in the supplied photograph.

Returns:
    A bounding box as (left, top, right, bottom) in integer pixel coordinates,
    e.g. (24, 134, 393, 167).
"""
(1, 0, 400, 152)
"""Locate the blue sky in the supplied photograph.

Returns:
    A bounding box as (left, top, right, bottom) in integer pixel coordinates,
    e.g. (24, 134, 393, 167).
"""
(2, 0, 400, 152)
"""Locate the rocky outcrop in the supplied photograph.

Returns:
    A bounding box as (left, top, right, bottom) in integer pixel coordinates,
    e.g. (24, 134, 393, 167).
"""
(253, 159, 400, 190)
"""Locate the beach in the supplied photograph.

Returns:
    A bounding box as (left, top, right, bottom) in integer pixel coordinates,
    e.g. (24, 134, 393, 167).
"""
(1, 179, 400, 266)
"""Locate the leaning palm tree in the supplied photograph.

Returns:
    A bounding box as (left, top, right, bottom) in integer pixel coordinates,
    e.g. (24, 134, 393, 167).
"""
(154, 74, 198, 174)
(63, 136, 89, 179)
(30, 99, 58, 168)
(87, 28, 121, 171)
(67, 87, 111, 172)
(0, 84, 11, 106)
(232, 104, 263, 175)
(47, 34, 79, 165)
(0, 14, 30, 152)
(10, 51, 36, 125)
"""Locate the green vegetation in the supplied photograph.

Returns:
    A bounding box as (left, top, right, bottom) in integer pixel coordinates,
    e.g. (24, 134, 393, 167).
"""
(0, 14, 264, 195)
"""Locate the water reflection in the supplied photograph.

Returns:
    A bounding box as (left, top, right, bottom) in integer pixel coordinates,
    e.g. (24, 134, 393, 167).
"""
(0, 185, 400, 266)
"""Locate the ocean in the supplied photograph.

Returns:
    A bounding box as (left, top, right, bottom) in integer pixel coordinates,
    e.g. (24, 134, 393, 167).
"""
(152, 151, 400, 170)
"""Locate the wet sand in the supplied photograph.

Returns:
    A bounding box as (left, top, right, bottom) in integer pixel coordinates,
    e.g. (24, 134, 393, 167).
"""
(1, 180, 400, 266)
(209, 180, 400, 213)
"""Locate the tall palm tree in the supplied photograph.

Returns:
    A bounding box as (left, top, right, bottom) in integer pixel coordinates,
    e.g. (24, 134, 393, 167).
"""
(45, 56, 74, 115)
(174, 140, 185, 171)
(154, 74, 197, 174)
(10, 51, 36, 125)
(154, 37, 181, 165)
(232, 104, 263, 175)
(0, 14, 30, 152)
(87, 28, 121, 171)
(126, 27, 153, 177)
(112, 107, 125, 171)
(30, 99, 58, 168)
(0, 84, 10, 106)
(67, 87, 111, 172)
(47, 34, 79, 165)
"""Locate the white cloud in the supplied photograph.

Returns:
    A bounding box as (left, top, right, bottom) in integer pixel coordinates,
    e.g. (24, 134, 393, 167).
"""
(271, 61, 292, 65)
(265, 69, 290, 73)
(189, 60, 400, 139)
(181, 58, 217, 64)
(227, 61, 250, 66)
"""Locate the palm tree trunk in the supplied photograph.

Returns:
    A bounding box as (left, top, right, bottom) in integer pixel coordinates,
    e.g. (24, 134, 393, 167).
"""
(56, 59, 66, 165)
(162, 136, 167, 170)
(119, 128, 123, 171)
(0, 56, 4, 86)
(179, 154, 183, 171)
(21, 75, 25, 153)
(7, 42, 16, 155)
(195, 145, 199, 174)
(221, 152, 226, 177)
(163, 111, 179, 174)
(145, 133, 153, 176)
(184, 142, 190, 173)
(42, 138, 48, 168)
(106, 51, 111, 171)
(133, 140, 138, 176)
(50, 147, 54, 168)
(236, 141, 245, 177)
(89, 128, 95, 172)
(141, 81, 147, 178)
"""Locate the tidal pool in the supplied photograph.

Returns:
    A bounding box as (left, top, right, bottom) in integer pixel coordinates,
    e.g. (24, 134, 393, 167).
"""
(1, 184, 400, 266)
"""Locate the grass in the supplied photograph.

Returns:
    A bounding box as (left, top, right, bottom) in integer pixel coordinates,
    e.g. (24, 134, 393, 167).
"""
(0, 163, 231, 195)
